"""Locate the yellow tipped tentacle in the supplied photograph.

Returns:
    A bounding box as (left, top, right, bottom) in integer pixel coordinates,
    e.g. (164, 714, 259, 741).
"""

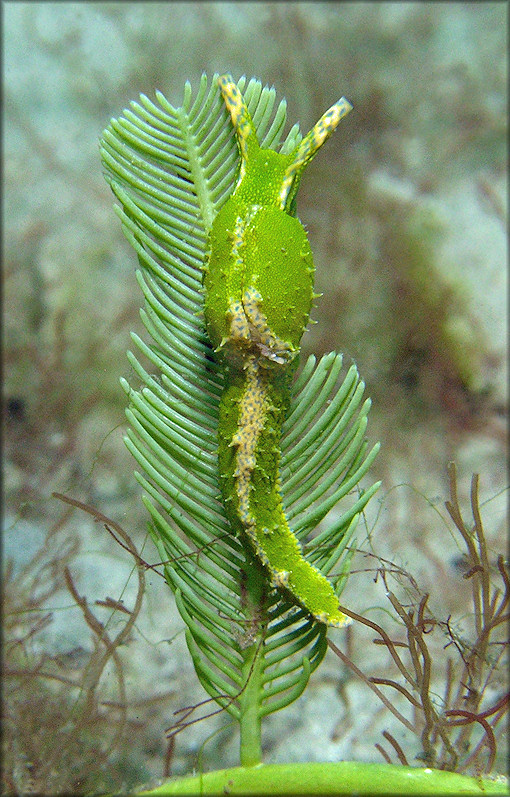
(218, 74, 259, 179)
(279, 97, 353, 209)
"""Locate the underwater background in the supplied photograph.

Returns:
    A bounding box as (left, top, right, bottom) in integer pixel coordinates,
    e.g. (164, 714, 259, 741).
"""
(3, 2, 507, 793)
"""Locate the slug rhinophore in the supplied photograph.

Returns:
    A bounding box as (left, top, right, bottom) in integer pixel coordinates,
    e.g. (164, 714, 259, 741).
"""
(203, 75, 353, 626)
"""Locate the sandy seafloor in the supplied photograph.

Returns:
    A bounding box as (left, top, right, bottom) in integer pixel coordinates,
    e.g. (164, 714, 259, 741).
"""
(3, 2, 507, 793)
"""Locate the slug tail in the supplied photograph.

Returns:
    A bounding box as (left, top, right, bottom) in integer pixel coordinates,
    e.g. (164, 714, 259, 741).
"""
(218, 357, 349, 628)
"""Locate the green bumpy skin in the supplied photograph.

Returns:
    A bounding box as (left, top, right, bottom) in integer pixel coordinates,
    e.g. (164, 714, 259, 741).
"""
(203, 75, 353, 626)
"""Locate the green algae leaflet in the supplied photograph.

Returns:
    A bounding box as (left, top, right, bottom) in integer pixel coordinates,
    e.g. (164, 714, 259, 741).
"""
(203, 75, 354, 626)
